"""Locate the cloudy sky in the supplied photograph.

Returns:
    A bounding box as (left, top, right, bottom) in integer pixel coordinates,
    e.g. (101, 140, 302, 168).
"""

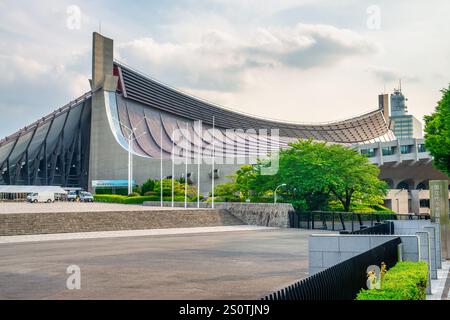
(0, 0, 449, 138)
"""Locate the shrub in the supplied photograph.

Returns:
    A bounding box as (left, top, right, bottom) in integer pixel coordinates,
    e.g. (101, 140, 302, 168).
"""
(123, 196, 157, 204)
(356, 261, 428, 300)
(94, 187, 113, 195)
(154, 179, 183, 197)
(94, 194, 196, 204)
(371, 204, 395, 213)
(128, 192, 140, 197)
(95, 188, 129, 196)
(327, 200, 395, 213)
(133, 185, 141, 195)
(205, 196, 239, 203)
(94, 195, 128, 203)
(141, 178, 155, 194)
(144, 191, 158, 196)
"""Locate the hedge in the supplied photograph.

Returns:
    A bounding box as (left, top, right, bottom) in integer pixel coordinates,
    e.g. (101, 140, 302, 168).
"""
(356, 261, 428, 300)
(94, 194, 194, 204)
(94, 187, 141, 196)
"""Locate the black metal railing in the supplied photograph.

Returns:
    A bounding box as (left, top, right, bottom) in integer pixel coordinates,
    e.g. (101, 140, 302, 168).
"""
(339, 221, 394, 235)
(289, 211, 429, 232)
(262, 237, 401, 300)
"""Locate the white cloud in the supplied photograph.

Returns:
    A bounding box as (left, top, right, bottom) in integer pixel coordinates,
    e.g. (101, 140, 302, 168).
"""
(367, 66, 419, 83)
(0, 52, 88, 139)
(117, 23, 379, 91)
(0, 55, 50, 83)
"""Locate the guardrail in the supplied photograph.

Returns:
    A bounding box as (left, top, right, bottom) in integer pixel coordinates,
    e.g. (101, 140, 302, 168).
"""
(289, 211, 429, 232)
(340, 221, 394, 235)
(262, 237, 401, 300)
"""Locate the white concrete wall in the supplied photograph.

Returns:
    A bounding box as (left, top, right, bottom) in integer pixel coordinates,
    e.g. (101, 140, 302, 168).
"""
(308, 234, 421, 275)
(390, 220, 441, 272)
(308, 220, 443, 297)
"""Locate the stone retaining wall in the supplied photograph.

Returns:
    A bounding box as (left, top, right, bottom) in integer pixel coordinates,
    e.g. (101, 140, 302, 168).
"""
(0, 209, 244, 236)
(143, 202, 294, 228)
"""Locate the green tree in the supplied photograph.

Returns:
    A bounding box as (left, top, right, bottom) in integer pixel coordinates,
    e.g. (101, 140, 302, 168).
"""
(233, 140, 387, 211)
(154, 178, 197, 198)
(234, 165, 254, 200)
(212, 176, 241, 202)
(234, 164, 273, 201)
(424, 85, 450, 176)
(324, 143, 387, 212)
(141, 178, 155, 194)
(277, 140, 335, 210)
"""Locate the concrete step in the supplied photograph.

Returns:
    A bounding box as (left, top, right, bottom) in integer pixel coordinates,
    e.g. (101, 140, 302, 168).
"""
(0, 209, 245, 236)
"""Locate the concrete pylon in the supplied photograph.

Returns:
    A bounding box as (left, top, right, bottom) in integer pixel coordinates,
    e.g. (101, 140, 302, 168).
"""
(410, 190, 420, 215)
(88, 33, 123, 192)
(430, 180, 450, 260)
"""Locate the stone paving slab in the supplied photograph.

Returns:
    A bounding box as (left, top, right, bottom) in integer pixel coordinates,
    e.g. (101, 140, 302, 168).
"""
(0, 228, 316, 300)
(427, 260, 450, 300)
(0, 225, 277, 244)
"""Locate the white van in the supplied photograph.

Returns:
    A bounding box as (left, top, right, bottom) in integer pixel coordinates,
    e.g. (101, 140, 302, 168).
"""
(28, 192, 55, 203)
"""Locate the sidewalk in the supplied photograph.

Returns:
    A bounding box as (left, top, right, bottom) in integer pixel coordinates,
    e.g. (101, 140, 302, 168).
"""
(0, 225, 277, 244)
(427, 260, 450, 300)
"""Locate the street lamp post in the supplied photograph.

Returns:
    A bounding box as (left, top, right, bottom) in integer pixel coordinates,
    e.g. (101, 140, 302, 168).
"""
(274, 183, 287, 204)
(116, 118, 147, 195)
(127, 133, 133, 195)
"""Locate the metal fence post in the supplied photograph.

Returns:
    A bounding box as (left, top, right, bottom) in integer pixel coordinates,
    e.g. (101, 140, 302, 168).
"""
(339, 212, 345, 231)
(397, 243, 403, 262)
(332, 212, 335, 231)
(351, 213, 355, 233)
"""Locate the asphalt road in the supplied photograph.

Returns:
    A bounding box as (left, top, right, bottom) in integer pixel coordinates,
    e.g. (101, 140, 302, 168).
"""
(0, 228, 315, 300)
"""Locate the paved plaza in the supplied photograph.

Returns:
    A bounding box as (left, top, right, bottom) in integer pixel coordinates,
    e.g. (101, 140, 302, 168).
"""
(428, 260, 450, 300)
(0, 202, 175, 214)
(0, 228, 317, 300)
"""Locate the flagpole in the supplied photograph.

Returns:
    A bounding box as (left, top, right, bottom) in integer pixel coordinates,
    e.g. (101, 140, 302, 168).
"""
(197, 121, 201, 209)
(172, 132, 175, 208)
(160, 123, 163, 207)
(129, 137, 133, 195)
(128, 137, 131, 195)
(185, 122, 188, 209)
(212, 116, 215, 209)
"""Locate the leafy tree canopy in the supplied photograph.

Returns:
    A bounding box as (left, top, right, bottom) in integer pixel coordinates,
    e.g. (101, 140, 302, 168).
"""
(228, 140, 387, 211)
(424, 85, 450, 176)
(153, 178, 197, 197)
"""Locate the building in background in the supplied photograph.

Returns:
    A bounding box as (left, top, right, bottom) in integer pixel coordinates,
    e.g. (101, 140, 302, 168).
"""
(389, 83, 423, 139)
(361, 88, 449, 214)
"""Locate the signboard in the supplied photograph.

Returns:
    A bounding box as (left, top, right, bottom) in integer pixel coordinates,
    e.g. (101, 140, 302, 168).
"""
(430, 180, 450, 260)
(92, 180, 136, 188)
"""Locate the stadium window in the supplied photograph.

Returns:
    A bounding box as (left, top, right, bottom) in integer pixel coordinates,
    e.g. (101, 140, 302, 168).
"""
(417, 144, 426, 153)
(382, 147, 395, 156)
(400, 145, 412, 154)
(360, 148, 375, 157)
(420, 199, 430, 208)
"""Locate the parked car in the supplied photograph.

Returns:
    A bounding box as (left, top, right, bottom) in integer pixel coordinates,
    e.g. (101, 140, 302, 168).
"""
(27, 192, 55, 203)
(79, 192, 94, 202)
(67, 191, 78, 202)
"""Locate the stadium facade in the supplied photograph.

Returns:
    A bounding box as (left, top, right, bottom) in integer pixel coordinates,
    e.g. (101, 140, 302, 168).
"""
(0, 33, 448, 205)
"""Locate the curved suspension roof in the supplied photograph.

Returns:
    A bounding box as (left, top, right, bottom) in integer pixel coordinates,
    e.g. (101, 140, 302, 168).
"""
(0, 61, 393, 174)
(115, 62, 391, 143)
